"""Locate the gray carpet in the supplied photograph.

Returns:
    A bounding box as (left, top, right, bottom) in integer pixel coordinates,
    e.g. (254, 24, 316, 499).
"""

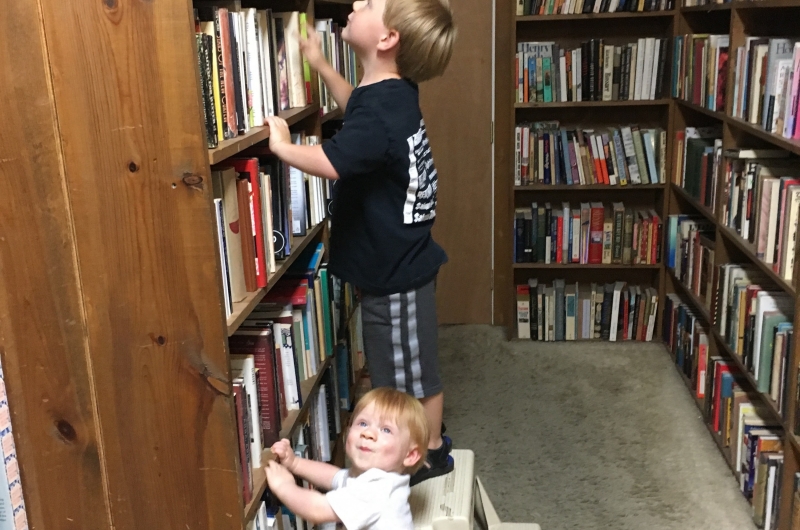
(438, 325, 757, 530)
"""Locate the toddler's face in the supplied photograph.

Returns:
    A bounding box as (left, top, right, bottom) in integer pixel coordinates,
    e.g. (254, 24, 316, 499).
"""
(342, 0, 389, 53)
(346, 402, 418, 474)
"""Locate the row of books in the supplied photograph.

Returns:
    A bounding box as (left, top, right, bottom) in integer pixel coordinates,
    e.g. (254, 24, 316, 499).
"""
(514, 122, 666, 185)
(315, 19, 358, 115)
(211, 135, 332, 316)
(719, 151, 800, 282)
(194, 8, 309, 148)
(515, 39, 669, 103)
(516, 0, 673, 15)
(663, 296, 785, 529)
(671, 34, 729, 112)
(514, 201, 664, 265)
(228, 247, 364, 504)
(732, 39, 800, 139)
(672, 139, 800, 284)
(672, 125, 723, 212)
(515, 280, 660, 341)
(0, 360, 27, 530)
(717, 264, 795, 402)
(666, 214, 716, 311)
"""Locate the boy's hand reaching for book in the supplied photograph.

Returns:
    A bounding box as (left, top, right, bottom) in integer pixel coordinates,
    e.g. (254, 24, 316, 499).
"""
(266, 116, 291, 152)
(266, 460, 294, 494)
(299, 23, 325, 72)
(271, 438, 297, 472)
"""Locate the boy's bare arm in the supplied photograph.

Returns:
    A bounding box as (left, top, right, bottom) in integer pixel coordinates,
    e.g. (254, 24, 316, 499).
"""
(265, 117, 339, 180)
(300, 24, 354, 110)
(266, 461, 340, 525)
(315, 61, 354, 110)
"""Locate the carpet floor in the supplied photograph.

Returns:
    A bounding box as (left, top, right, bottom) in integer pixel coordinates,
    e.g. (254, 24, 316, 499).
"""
(437, 325, 757, 530)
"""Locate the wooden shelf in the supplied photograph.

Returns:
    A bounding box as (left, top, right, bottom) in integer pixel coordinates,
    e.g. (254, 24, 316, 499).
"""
(244, 466, 268, 523)
(226, 222, 326, 336)
(681, 3, 733, 11)
(671, 183, 717, 224)
(670, 182, 794, 296)
(516, 183, 666, 190)
(515, 99, 670, 108)
(675, 99, 800, 157)
(674, 99, 726, 121)
(516, 10, 675, 20)
(735, 0, 800, 9)
(279, 357, 334, 441)
(668, 269, 712, 323)
(726, 114, 800, 158)
(716, 224, 795, 297)
(320, 107, 343, 124)
(514, 262, 660, 269)
(672, 357, 734, 468)
(710, 327, 788, 428)
(208, 104, 320, 165)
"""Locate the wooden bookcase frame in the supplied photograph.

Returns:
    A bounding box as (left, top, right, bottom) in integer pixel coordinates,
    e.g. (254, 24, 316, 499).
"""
(1, 0, 359, 528)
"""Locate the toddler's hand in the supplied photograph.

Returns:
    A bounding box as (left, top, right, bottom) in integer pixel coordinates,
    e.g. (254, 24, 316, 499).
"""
(266, 460, 295, 494)
(299, 23, 326, 71)
(271, 438, 297, 472)
(266, 116, 291, 152)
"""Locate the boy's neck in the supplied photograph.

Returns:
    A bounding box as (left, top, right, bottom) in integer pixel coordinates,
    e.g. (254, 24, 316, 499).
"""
(357, 55, 402, 87)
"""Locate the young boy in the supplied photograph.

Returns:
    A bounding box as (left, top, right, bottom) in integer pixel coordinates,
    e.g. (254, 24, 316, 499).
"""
(265, 387, 430, 528)
(265, 0, 456, 485)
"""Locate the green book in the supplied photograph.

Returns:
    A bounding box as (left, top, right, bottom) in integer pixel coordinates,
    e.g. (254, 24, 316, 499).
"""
(319, 268, 335, 357)
(757, 311, 789, 393)
(543, 57, 553, 103)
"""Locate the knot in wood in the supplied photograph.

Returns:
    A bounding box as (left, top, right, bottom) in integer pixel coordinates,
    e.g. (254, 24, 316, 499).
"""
(55, 420, 77, 442)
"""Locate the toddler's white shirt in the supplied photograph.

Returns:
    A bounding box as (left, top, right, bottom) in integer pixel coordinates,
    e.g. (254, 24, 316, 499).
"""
(326, 468, 413, 530)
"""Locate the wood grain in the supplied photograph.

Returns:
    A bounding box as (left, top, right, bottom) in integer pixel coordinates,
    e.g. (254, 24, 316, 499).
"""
(36, 0, 243, 528)
(0, 2, 111, 528)
(420, 0, 495, 324)
(494, 0, 516, 328)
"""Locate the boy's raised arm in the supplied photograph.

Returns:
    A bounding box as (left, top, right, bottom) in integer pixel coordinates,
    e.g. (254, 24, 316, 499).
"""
(300, 25, 354, 110)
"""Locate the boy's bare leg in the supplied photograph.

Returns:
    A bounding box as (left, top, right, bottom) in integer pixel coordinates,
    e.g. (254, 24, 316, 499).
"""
(420, 391, 444, 449)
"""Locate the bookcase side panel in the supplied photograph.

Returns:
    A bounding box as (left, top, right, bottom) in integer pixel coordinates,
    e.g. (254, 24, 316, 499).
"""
(0, 2, 112, 529)
(36, 0, 243, 528)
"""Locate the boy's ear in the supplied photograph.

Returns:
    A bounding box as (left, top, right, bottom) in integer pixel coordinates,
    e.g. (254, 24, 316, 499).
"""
(403, 444, 422, 468)
(377, 28, 400, 53)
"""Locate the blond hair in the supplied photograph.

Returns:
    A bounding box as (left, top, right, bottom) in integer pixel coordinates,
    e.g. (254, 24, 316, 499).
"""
(384, 0, 456, 83)
(350, 387, 430, 474)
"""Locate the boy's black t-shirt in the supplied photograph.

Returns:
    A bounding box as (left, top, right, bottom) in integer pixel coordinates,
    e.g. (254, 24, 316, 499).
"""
(321, 78, 447, 296)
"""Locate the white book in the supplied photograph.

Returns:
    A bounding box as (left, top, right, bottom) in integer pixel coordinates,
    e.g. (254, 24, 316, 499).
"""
(752, 291, 793, 376)
(602, 45, 614, 101)
(628, 43, 638, 102)
(780, 186, 800, 279)
(560, 53, 568, 102)
(634, 38, 646, 100)
(275, 12, 308, 108)
(0, 361, 27, 530)
(234, 13, 251, 132)
(230, 354, 263, 469)
(642, 38, 655, 101)
(575, 47, 582, 102)
(214, 199, 232, 316)
(649, 39, 661, 100)
(609, 282, 623, 341)
(245, 9, 265, 126)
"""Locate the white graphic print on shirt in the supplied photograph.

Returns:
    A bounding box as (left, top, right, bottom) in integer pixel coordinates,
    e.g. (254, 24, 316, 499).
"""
(403, 119, 438, 224)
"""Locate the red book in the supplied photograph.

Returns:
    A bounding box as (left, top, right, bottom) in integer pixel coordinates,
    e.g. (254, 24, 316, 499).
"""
(556, 214, 564, 264)
(264, 277, 308, 307)
(693, 39, 705, 106)
(588, 202, 604, 264)
(233, 384, 253, 504)
(696, 339, 707, 399)
(712, 362, 733, 431)
(233, 158, 268, 289)
(229, 329, 282, 446)
(236, 179, 258, 292)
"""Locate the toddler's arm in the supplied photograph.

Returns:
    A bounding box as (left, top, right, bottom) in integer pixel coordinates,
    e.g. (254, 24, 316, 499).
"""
(271, 439, 340, 490)
(266, 461, 340, 525)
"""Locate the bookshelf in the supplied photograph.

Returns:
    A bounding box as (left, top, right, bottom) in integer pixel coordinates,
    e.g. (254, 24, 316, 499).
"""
(497, 0, 675, 342)
(2, 0, 361, 528)
(666, 1, 800, 527)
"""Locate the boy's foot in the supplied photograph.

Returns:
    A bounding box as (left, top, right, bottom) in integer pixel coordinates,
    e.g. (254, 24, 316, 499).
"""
(410, 435, 454, 487)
